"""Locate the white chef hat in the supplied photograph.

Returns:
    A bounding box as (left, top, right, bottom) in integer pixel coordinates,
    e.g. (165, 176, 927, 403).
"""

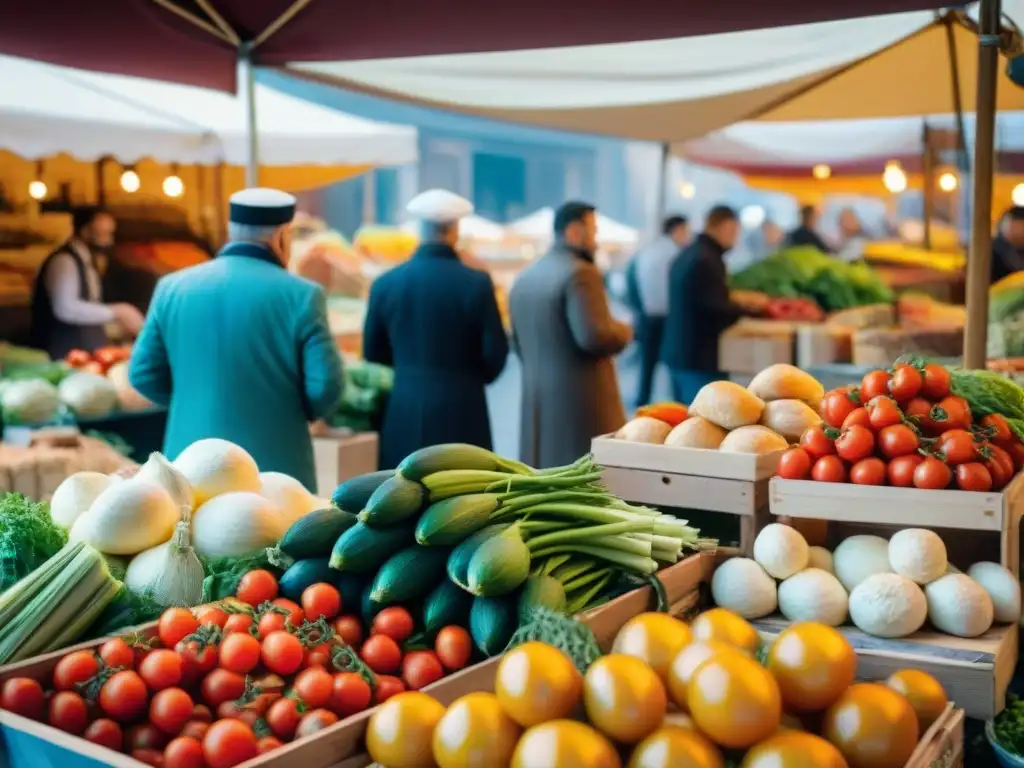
(406, 189, 473, 223)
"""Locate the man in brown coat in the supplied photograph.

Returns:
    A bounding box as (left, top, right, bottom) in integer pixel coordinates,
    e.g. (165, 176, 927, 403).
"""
(510, 202, 632, 469)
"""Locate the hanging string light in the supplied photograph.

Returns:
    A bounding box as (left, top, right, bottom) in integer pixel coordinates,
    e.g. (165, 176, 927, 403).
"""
(678, 181, 696, 199)
(1013, 183, 1024, 206)
(882, 161, 908, 194)
(28, 161, 47, 201)
(162, 164, 184, 198)
(120, 165, 141, 193)
(938, 171, 958, 192)
(812, 164, 832, 180)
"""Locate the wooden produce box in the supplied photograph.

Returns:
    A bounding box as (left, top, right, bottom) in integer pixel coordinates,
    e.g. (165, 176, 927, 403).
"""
(719, 321, 795, 375)
(909, 704, 965, 768)
(795, 325, 853, 367)
(0, 434, 137, 501)
(311, 430, 379, 497)
(753, 615, 1015, 721)
(592, 435, 782, 555)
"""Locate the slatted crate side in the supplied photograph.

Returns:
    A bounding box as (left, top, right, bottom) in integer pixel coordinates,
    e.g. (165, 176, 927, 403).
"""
(591, 435, 783, 482)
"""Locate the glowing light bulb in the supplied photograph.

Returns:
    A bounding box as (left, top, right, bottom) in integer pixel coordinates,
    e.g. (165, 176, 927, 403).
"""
(28, 180, 47, 200)
(162, 175, 184, 198)
(882, 162, 907, 194)
(740, 205, 766, 228)
(938, 172, 958, 192)
(678, 182, 696, 199)
(812, 164, 832, 180)
(120, 169, 140, 193)
(1013, 183, 1024, 206)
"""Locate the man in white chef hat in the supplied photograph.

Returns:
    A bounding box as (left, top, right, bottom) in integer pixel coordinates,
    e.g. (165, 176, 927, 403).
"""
(362, 189, 509, 468)
(129, 187, 344, 492)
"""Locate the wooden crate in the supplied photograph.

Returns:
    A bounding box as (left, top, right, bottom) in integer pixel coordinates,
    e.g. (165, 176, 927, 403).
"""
(0, 555, 709, 768)
(752, 615, 1017, 720)
(311, 430, 379, 497)
(908, 704, 965, 768)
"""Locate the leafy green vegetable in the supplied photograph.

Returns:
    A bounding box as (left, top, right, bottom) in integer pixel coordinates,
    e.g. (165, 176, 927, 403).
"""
(0, 493, 68, 591)
(992, 694, 1024, 756)
(505, 608, 602, 674)
(201, 551, 281, 602)
(82, 584, 164, 639)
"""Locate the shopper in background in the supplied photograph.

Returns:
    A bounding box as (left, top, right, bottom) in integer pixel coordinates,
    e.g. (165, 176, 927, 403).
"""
(362, 189, 508, 470)
(662, 205, 757, 403)
(835, 207, 868, 263)
(130, 188, 343, 492)
(510, 201, 632, 468)
(786, 204, 833, 253)
(31, 206, 144, 358)
(630, 215, 690, 407)
(992, 206, 1024, 283)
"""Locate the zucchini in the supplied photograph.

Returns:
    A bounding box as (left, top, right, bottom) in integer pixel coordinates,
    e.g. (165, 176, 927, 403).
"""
(398, 444, 507, 481)
(415, 494, 500, 546)
(370, 545, 452, 605)
(335, 571, 368, 614)
(329, 522, 415, 572)
(422, 578, 473, 636)
(466, 524, 531, 597)
(331, 470, 394, 513)
(447, 523, 510, 590)
(518, 575, 567, 622)
(469, 593, 520, 657)
(278, 558, 334, 601)
(279, 507, 359, 560)
(359, 475, 425, 527)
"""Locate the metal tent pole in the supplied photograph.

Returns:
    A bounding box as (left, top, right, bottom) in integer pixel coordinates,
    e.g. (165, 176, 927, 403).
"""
(241, 43, 260, 188)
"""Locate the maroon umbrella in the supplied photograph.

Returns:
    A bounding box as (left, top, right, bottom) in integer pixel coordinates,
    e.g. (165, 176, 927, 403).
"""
(0, 0, 952, 92)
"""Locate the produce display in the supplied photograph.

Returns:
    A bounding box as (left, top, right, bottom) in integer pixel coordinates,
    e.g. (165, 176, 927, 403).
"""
(324, 358, 393, 432)
(776, 357, 1024, 491)
(712, 523, 1020, 640)
(615, 364, 824, 450)
(365, 610, 951, 768)
(1, 364, 131, 425)
(65, 346, 133, 376)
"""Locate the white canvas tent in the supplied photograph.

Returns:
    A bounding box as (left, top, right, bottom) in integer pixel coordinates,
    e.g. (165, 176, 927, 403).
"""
(507, 208, 640, 248)
(0, 54, 417, 167)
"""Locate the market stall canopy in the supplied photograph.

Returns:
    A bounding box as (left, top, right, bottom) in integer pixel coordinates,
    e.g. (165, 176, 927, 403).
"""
(0, 54, 417, 167)
(288, 5, 1024, 143)
(508, 208, 640, 248)
(0, 0, 952, 92)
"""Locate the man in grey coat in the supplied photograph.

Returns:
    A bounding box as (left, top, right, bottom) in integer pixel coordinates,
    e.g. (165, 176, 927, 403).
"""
(510, 202, 632, 469)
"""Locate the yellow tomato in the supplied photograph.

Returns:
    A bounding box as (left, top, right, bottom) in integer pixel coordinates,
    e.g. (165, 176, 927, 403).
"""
(495, 642, 582, 727)
(433, 692, 521, 768)
(822, 683, 919, 768)
(511, 720, 621, 768)
(612, 612, 692, 682)
(741, 731, 849, 768)
(583, 654, 667, 744)
(885, 669, 948, 732)
(627, 726, 725, 768)
(367, 691, 446, 768)
(690, 609, 760, 655)
(687, 651, 782, 749)
(766, 622, 857, 713)
(667, 640, 747, 711)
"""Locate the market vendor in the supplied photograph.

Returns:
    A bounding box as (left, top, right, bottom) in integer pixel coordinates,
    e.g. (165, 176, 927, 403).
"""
(992, 206, 1024, 283)
(30, 206, 144, 359)
(786, 204, 833, 254)
(129, 188, 344, 492)
(362, 189, 508, 469)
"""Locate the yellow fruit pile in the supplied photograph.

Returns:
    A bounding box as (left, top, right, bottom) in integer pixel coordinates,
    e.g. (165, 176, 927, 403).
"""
(364, 608, 950, 768)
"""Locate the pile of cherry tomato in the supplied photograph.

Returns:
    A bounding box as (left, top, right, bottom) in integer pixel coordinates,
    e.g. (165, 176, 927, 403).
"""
(0, 570, 472, 768)
(777, 361, 1024, 492)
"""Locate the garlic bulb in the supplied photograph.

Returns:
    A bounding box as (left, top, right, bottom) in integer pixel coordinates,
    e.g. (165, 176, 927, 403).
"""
(125, 507, 205, 607)
(137, 452, 195, 511)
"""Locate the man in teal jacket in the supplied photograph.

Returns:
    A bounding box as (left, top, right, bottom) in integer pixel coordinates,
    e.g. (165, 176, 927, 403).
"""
(129, 188, 344, 492)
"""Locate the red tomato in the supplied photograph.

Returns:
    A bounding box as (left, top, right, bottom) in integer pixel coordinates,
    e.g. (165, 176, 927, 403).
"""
(66, 349, 92, 367)
(811, 455, 847, 483)
(181, 721, 210, 741)
(295, 709, 339, 740)
(236, 570, 279, 608)
(131, 748, 165, 767)
(159, 608, 200, 649)
(878, 424, 920, 458)
(888, 454, 925, 487)
(867, 396, 904, 430)
(138, 649, 184, 691)
(850, 457, 887, 486)
(934, 396, 972, 431)
(330, 672, 373, 717)
(266, 697, 304, 741)
(371, 607, 415, 643)
(1, 677, 45, 720)
(305, 644, 332, 669)
(257, 736, 284, 754)
(99, 670, 149, 723)
(223, 613, 254, 635)
(176, 637, 219, 684)
(913, 457, 953, 490)
(373, 675, 406, 704)
(293, 667, 335, 709)
(904, 397, 939, 436)
(262, 631, 305, 676)
(202, 719, 259, 768)
(48, 691, 89, 735)
(360, 634, 403, 674)
(842, 407, 872, 430)
(776, 447, 813, 480)
(150, 688, 195, 736)
(99, 638, 136, 670)
(1003, 440, 1024, 471)
(921, 364, 952, 400)
(52, 650, 100, 692)
(800, 425, 838, 460)
(435, 626, 473, 671)
(194, 604, 230, 629)
(163, 736, 206, 768)
(200, 669, 247, 709)
(889, 363, 923, 402)
(984, 443, 1015, 490)
(219, 632, 262, 675)
(402, 651, 445, 690)
(84, 718, 123, 751)
(191, 704, 213, 722)
(331, 616, 363, 647)
(820, 389, 860, 429)
(302, 583, 343, 621)
(861, 370, 892, 402)
(835, 425, 875, 463)
(258, 599, 304, 638)
(216, 700, 261, 728)
(981, 414, 1013, 444)
(956, 463, 993, 492)
(126, 723, 169, 752)
(938, 429, 979, 465)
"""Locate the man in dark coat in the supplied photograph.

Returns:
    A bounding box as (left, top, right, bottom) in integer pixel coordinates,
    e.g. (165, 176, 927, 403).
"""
(510, 202, 632, 469)
(786, 204, 833, 253)
(992, 206, 1024, 284)
(662, 205, 753, 403)
(363, 189, 509, 469)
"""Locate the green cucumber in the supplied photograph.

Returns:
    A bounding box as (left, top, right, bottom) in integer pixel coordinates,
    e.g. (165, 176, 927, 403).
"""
(517, 575, 567, 622)
(329, 521, 414, 572)
(369, 545, 452, 605)
(398, 444, 508, 481)
(359, 475, 425, 527)
(278, 507, 358, 560)
(466, 524, 531, 597)
(446, 523, 510, 590)
(278, 558, 334, 601)
(331, 470, 394, 513)
(415, 494, 500, 546)
(422, 578, 473, 635)
(469, 593, 520, 657)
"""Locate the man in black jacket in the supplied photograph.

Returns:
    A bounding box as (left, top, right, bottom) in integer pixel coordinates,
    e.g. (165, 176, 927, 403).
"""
(992, 206, 1024, 284)
(662, 205, 753, 403)
(786, 204, 833, 253)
